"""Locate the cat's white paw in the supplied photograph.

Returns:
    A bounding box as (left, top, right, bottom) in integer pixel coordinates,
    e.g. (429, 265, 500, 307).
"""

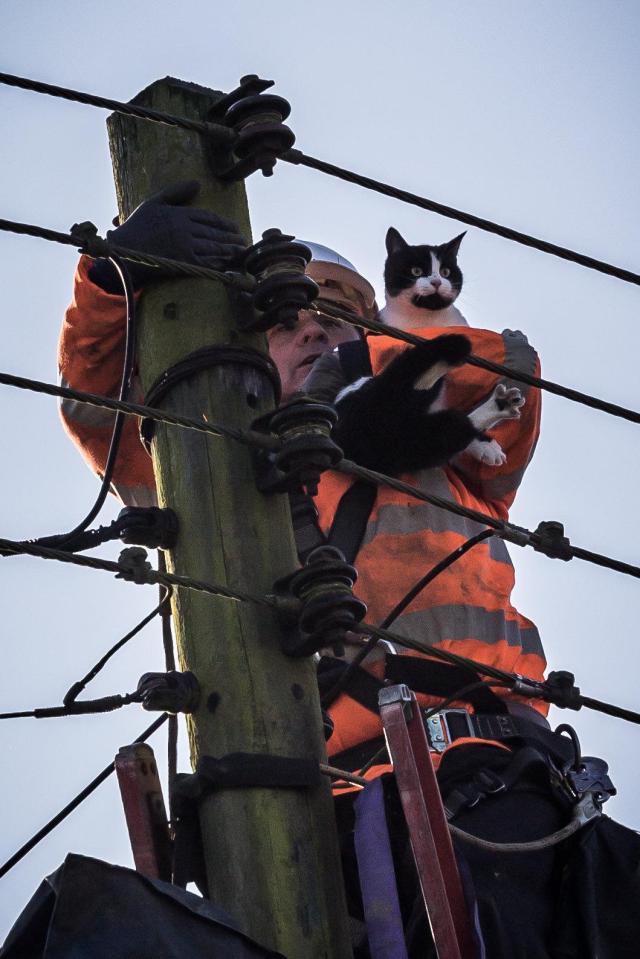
(469, 383, 525, 431)
(466, 437, 507, 466)
(494, 383, 525, 419)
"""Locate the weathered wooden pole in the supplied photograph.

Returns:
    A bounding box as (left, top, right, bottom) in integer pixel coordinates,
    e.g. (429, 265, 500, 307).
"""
(108, 78, 352, 958)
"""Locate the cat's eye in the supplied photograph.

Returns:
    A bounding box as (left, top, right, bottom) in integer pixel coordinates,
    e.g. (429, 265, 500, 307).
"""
(440, 267, 451, 278)
(410, 266, 423, 277)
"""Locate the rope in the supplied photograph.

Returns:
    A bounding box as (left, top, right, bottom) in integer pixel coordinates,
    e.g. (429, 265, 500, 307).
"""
(0, 714, 168, 881)
(449, 817, 585, 853)
(0, 217, 255, 291)
(286, 149, 640, 287)
(319, 302, 640, 427)
(0, 72, 234, 143)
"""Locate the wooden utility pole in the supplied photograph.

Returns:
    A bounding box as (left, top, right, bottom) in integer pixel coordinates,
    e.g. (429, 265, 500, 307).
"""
(108, 78, 352, 958)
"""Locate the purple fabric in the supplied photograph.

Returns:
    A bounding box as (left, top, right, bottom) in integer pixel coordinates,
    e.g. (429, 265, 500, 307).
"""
(353, 779, 409, 959)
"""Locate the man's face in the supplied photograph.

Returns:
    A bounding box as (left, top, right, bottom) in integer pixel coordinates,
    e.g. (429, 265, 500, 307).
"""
(267, 309, 361, 401)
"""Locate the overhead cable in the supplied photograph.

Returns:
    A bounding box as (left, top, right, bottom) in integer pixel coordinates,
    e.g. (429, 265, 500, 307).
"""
(320, 302, 640, 427)
(0, 714, 168, 881)
(0, 370, 277, 451)
(0, 72, 234, 142)
(2, 531, 639, 726)
(1, 71, 638, 287)
(2, 369, 640, 582)
(285, 149, 640, 287)
(0, 217, 255, 291)
(0, 536, 278, 608)
(3, 212, 639, 425)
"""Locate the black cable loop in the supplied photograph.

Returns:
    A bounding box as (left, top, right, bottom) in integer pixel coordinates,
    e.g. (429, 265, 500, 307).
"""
(0, 72, 235, 143)
(0, 714, 168, 881)
(62, 585, 173, 707)
(44, 255, 136, 548)
(317, 301, 640, 427)
(285, 149, 640, 287)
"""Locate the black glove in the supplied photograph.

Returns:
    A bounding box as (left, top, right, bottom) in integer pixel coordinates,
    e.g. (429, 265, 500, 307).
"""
(88, 179, 247, 293)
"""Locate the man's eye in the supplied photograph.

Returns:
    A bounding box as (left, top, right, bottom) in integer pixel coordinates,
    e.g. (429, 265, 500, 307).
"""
(411, 266, 423, 277)
(440, 267, 451, 278)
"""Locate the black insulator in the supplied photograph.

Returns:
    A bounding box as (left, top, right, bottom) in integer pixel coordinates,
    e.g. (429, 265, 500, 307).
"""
(116, 506, 179, 550)
(208, 77, 296, 181)
(241, 229, 318, 333)
(277, 546, 367, 657)
(255, 398, 342, 496)
(531, 520, 573, 561)
(545, 670, 582, 710)
(137, 670, 201, 714)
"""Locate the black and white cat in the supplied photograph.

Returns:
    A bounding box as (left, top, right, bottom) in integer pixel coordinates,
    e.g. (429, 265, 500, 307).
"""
(330, 228, 524, 473)
(380, 227, 467, 330)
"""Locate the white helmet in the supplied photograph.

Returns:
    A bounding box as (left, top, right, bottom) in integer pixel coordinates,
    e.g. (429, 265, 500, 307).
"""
(300, 241, 378, 319)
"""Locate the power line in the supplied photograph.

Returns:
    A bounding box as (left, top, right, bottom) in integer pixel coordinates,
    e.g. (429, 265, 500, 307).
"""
(285, 149, 640, 287)
(2, 368, 640, 583)
(0, 72, 234, 143)
(320, 302, 640, 427)
(0, 714, 168, 881)
(0, 536, 278, 609)
(3, 211, 639, 425)
(0, 370, 277, 452)
(0, 217, 255, 291)
(2, 71, 638, 288)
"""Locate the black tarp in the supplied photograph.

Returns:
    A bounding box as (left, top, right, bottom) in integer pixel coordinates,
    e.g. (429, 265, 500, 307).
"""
(1, 854, 285, 958)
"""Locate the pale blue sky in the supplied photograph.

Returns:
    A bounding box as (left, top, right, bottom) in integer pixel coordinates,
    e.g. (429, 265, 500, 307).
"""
(1, 0, 639, 938)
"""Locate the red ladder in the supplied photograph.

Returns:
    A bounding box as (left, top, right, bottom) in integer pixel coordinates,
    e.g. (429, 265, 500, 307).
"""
(378, 684, 477, 959)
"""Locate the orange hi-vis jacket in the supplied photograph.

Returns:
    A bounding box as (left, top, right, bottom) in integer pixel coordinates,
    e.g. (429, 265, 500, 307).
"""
(316, 325, 546, 768)
(59, 259, 545, 775)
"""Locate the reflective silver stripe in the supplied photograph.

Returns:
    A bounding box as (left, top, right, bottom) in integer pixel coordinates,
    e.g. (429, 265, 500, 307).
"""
(361, 467, 494, 546)
(500, 329, 538, 399)
(476, 467, 527, 503)
(361, 502, 487, 546)
(59, 377, 116, 428)
(111, 483, 158, 508)
(390, 604, 544, 657)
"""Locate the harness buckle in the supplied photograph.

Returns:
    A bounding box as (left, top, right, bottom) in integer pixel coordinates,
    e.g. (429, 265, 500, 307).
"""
(424, 708, 475, 753)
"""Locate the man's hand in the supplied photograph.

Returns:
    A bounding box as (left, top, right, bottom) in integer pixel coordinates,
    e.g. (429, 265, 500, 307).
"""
(89, 180, 247, 293)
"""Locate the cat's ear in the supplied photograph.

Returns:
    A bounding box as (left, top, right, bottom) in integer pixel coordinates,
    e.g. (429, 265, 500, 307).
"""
(386, 227, 408, 255)
(441, 232, 466, 258)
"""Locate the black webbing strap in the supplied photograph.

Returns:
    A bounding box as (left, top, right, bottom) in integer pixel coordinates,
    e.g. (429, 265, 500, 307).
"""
(176, 752, 321, 801)
(290, 337, 376, 564)
(328, 481, 377, 564)
(289, 479, 377, 565)
(337, 338, 373, 382)
(317, 656, 385, 714)
(172, 751, 321, 894)
(385, 654, 508, 713)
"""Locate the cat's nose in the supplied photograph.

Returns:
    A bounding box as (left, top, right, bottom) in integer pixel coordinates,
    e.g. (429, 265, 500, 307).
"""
(431, 277, 442, 289)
